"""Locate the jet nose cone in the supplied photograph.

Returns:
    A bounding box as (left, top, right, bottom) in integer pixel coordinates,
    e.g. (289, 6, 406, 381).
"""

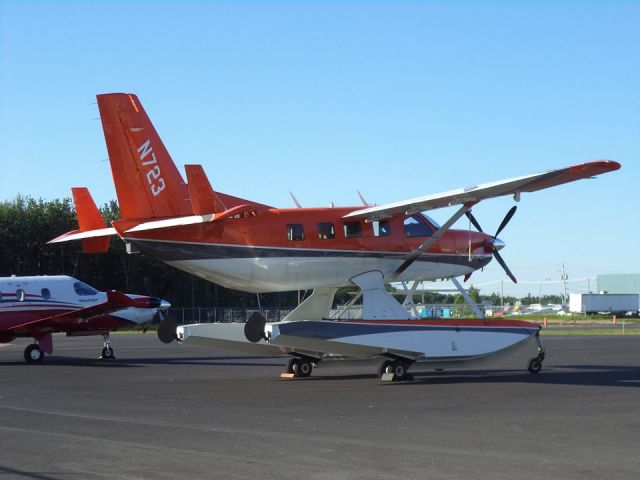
(493, 237, 506, 251)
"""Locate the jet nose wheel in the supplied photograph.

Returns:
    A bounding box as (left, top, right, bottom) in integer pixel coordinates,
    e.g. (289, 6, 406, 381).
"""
(24, 344, 44, 363)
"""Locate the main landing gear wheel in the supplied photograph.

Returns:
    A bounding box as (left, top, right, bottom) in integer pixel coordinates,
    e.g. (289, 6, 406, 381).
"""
(101, 346, 115, 360)
(286, 357, 314, 378)
(379, 360, 413, 382)
(100, 333, 116, 360)
(24, 344, 44, 363)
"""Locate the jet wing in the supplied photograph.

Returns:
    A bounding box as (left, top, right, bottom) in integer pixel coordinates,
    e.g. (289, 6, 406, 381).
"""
(7, 290, 138, 335)
(344, 160, 620, 220)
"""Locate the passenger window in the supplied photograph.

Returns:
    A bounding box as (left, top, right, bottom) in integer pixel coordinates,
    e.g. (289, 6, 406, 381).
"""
(41, 288, 51, 300)
(73, 281, 99, 296)
(318, 223, 335, 240)
(404, 215, 433, 237)
(287, 224, 305, 241)
(343, 221, 362, 238)
(16, 288, 25, 302)
(372, 220, 391, 237)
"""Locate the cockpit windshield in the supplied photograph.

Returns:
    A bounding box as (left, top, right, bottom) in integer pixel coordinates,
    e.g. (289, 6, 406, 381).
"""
(404, 215, 436, 237)
(73, 281, 98, 296)
(421, 213, 440, 229)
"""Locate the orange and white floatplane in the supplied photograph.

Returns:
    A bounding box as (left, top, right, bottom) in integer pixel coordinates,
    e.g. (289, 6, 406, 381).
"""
(50, 93, 620, 381)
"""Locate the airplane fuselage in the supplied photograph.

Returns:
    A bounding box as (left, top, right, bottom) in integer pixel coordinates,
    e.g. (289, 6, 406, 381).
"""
(0, 275, 160, 343)
(114, 207, 496, 292)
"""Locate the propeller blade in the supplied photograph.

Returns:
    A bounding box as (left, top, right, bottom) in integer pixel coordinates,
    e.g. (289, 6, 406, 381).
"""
(244, 311, 267, 343)
(464, 210, 484, 233)
(493, 249, 517, 283)
(495, 205, 517, 238)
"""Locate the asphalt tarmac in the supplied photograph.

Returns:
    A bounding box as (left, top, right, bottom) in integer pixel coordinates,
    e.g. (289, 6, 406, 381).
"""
(1, 333, 639, 480)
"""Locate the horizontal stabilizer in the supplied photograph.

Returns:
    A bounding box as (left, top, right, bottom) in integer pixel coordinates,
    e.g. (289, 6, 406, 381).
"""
(48, 187, 115, 252)
(124, 204, 259, 233)
(48, 227, 117, 244)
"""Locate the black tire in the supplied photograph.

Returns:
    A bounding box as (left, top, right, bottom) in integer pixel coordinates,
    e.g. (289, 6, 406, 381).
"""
(286, 357, 297, 374)
(298, 361, 313, 378)
(101, 346, 115, 360)
(24, 344, 44, 363)
(528, 358, 542, 374)
(391, 360, 408, 380)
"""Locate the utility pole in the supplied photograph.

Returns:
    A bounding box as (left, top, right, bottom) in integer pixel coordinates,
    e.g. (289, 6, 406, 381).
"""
(560, 263, 568, 310)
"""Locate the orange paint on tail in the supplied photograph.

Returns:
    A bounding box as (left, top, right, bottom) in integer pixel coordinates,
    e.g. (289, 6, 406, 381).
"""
(71, 187, 109, 253)
(96, 93, 192, 220)
(185, 164, 226, 214)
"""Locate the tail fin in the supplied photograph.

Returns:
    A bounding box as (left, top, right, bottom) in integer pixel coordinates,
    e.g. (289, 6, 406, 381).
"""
(48, 188, 115, 252)
(72, 188, 110, 253)
(96, 93, 192, 220)
(185, 164, 227, 214)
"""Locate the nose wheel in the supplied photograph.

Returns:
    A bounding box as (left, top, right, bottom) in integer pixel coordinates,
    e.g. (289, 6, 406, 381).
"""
(100, 333, 116, 360)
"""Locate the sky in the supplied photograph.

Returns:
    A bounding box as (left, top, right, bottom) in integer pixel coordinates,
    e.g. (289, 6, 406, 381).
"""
(1, 0, 638, 298)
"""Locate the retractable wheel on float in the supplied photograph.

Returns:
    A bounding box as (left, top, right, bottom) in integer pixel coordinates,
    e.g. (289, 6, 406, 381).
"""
(379, 359, 413, 382)
(286, 357, 314, 378)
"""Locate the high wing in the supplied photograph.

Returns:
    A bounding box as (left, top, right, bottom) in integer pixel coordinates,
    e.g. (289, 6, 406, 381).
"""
(344, 160, 620, 220)
(7, 290, 140, 335)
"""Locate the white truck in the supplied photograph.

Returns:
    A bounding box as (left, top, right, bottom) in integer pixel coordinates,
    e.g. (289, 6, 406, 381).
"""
(569, 293, 639, 315)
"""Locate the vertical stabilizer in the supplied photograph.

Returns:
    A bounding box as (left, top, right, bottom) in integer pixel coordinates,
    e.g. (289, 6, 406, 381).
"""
(185, 164, 226, 214)
(96, 93, 192, 220)
(71, 187, 110, 253)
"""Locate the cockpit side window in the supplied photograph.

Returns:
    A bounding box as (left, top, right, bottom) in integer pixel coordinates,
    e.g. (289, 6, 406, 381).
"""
(73, 281, 98, 296)
(403, 215, 434, 237)
(372, 220, 391, 237)
(343, 221, 362, 238)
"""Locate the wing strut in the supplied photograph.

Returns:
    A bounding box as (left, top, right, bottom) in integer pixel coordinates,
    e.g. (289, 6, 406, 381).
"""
(451, 277, 485, 319)
(392, 203, 475, 277)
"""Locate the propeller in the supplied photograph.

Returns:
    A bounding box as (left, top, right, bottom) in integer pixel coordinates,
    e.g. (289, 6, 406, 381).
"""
(464, 206, 518, 283)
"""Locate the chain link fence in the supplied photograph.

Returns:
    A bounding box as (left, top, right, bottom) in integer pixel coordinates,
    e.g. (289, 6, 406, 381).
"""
(167, 303, 488, 324)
